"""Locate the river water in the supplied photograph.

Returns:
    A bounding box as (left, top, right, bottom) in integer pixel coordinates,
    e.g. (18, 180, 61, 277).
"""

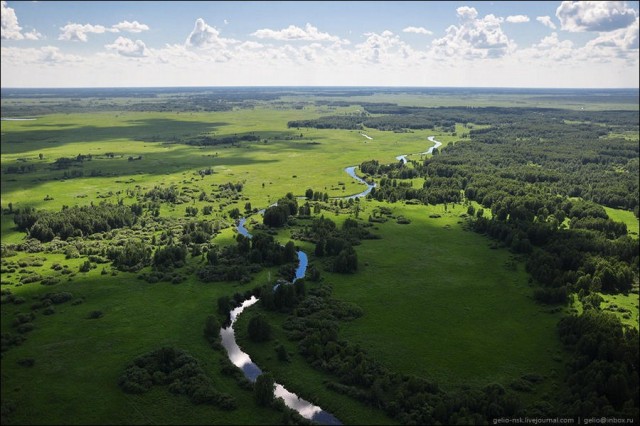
(221, 136, 443, 424)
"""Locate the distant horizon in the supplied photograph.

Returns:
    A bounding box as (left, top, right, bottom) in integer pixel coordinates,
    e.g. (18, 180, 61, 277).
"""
(2, 85, 639, 91)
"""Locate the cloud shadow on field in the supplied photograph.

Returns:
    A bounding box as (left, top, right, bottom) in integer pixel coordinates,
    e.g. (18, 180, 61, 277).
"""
(1, 118, 230, 155)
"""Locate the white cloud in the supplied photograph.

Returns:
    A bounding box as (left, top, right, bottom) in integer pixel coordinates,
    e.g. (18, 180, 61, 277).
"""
(402, 26, 433, 35)
(251, 23, 345, 43)
(556, 1, 637, 32)
(1, 45, 82, 64)
(536, 16, 557, 30)
(105, 36, 149, 58)
(186, 18, 235, 49)
(1, 0, 22, 40)
(112, 20, 149, 33)
(456, 6, 479, 21)
(519, 32, 575, 61)
(355, 30, 417, 64)
(581, 17, 639, 61)
(24, 29, 42, 40)
(431, 7, 514, 59)
(59, 23, 115, 42)
(506, 15, 530, 24)
(1, 1, 41, 40)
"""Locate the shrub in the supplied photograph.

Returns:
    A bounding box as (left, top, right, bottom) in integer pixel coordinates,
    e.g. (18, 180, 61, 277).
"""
(87, 310, 103, 319)
(17, 358, 35, 367)
(118, 347, 236, 410)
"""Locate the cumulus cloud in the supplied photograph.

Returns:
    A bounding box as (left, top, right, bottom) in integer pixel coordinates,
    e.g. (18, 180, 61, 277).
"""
(112, 20, 149, 33)
(1, 45, 82, 64)
(431, 7, 514, 59)
(105, 36, 149, 57)
(1, 0, 22, 40)
(520, 32, 575, 61)
(252, 23, 345, 43)
(355, 30, 417, 64)
(556, 1, 637, 32)
(402, 26, 433, 35)
(59, 23, 115, 42)
(582, 16, 639, 61)
(186, 18, 235, 48)
(2, 1, 41, 40)
(506, 15, 530, 23)
(536, 16, 557, 29)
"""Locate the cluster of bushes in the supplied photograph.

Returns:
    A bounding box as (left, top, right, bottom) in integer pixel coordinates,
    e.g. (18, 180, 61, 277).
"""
(14, 203, 137, 242)
(197, 233, 297, 283)
(263, 193, 298, 228)
(118, 347, 236, 410)
(106, 239, 151, 272)
(298, 216, 378, 274)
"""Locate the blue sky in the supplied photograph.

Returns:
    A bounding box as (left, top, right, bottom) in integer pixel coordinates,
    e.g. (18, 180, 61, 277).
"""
(2, 1, 638, 88)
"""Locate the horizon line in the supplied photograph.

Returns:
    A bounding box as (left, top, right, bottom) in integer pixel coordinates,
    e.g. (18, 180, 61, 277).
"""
(2, 85, 639, 91)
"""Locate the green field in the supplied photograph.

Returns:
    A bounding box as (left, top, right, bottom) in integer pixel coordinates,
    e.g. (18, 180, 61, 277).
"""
(2, 89, 638, 424)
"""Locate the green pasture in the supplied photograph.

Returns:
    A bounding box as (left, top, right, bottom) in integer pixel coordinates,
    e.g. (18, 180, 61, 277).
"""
(234, 303, 398, 425)
(1, 108, 451, 225)
(604, 206, 639, 238)
(0, 266, 287, 425)
(323, 201, 567, 391)
(600, 292, 640, 329)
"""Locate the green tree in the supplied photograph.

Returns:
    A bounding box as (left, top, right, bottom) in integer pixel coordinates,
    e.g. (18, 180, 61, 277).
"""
(248, 314, 271, 342)
(203, 315, 220, 343)
(254, 372, 275, 406)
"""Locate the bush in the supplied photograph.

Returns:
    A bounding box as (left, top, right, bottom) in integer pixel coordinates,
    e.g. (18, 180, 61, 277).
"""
(87, 310, 103, 319)
(17, 358, 35, 367)
(16, 323, 35, 334)
(203, 315, 220, 343)
(118, 347, 237, 410)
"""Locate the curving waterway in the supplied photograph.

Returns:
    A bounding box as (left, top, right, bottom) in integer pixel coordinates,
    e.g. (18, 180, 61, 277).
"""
(395, 136, 442, 165)
(222, 136, 442, 424)
(222, 216, 341, 424)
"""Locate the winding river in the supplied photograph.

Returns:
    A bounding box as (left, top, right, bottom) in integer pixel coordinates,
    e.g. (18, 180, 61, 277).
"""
(221, 136, 442, 424)
(395, 135, 442, 165)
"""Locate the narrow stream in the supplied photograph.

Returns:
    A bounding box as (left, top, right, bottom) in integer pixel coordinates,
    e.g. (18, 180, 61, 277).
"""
(221, 136, 442, 424)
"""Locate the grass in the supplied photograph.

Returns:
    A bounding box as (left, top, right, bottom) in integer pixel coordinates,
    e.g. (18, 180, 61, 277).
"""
(325, 201, 567, 391)
(600, 292, 640, 329)
(1, 266, 287, 425)
(234, 304, 399, 425)
(604, 206, 639, 238)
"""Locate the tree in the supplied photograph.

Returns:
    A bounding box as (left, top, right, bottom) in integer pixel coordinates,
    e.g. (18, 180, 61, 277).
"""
(284, 241, 296, 263)
(203, 315, 220, 342)
(217, 296, 230, 315)
(254, 373, 274, 406)
(247, 314, 271, 342)
(305, 188, 314, 199)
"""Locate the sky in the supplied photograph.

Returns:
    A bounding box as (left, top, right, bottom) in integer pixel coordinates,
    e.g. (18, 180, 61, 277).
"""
(1, 1, 639, 88)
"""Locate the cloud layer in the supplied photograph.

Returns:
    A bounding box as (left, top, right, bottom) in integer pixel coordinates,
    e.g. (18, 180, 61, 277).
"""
(1, 5, 638, 88)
